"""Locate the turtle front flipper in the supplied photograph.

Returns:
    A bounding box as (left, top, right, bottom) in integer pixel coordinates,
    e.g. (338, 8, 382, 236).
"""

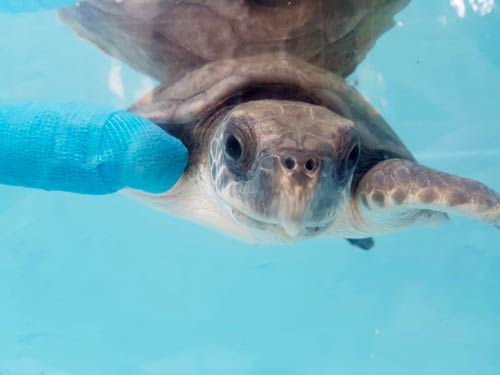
(354, 159, 500, 233)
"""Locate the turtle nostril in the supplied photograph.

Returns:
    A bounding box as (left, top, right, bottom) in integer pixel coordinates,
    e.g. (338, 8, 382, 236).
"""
(284, 157, 296, 170)
(305, 158, 317, 171)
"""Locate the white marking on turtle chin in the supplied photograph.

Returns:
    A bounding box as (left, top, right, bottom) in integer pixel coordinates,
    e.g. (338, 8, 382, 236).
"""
(230, 205, 332, 243)
(280, 219, 303, 238)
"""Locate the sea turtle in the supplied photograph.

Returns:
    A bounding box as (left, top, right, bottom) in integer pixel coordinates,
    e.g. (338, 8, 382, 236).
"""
(59, 1, 499, 248)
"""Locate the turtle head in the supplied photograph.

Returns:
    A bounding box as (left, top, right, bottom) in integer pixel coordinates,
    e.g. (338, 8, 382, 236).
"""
(209, 100, 360, 239)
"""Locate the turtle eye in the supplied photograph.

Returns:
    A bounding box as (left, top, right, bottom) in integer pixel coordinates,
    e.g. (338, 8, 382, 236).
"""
(222, 118, 256, 178)
(225, 134, 243, 161)
(346, 144, 360, 170)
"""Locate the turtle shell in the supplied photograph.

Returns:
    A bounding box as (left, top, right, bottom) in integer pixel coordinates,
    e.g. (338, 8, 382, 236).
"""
(58, 0, 410, 83)
(129, 54, 415, 186)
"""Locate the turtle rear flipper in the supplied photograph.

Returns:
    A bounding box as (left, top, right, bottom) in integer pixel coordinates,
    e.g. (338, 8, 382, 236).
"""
(354, 159, 500, 233)
(347, 238, 374, 250)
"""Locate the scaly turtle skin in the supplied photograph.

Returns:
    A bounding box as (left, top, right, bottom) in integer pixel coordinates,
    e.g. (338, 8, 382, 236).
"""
(58, 0, 410, 83)
(59, 1, 499, 246)
(128, 55, 499, 244)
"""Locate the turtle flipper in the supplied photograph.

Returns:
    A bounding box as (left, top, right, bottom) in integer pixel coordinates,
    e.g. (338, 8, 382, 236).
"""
(58, 1, 193, 83)
(355, 159, 500, 233)
(346, 238, 374, 250)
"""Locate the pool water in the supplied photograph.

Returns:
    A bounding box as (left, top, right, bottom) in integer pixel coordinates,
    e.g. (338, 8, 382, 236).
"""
(1, 2, 499, 374)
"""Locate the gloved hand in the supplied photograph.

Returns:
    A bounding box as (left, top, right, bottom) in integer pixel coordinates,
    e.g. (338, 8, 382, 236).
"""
(0, 103, 187, 195)
(0, 1, 188, 195)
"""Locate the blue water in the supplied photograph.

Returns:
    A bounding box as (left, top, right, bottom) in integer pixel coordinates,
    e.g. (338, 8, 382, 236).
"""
(1, 2, 499, 374)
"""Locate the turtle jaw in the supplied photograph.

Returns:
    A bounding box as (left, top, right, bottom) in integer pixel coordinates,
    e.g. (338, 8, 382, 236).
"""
(218, 157, 353, 241)
(230, 206, 333, 240)
(277, 193, 312, 238)
(275, 180, 332, 238)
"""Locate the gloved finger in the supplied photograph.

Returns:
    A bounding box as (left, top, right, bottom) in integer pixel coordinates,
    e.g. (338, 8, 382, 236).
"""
(0, 102, 187, 195)
(0, 0, 78, 13)
(99, 110, 188, 194)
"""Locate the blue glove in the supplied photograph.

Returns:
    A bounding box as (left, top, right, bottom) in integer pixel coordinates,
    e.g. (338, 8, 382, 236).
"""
(0, 103, 187, 195)
(0, 0, 78, 12)
(1, 2, 188, 195)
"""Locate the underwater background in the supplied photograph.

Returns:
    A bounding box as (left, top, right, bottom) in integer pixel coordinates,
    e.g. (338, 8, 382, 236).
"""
(0, 1, 499, 374)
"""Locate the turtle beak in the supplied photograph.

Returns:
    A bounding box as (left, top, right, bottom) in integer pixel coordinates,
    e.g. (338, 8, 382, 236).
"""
(275, 150, 323, 237)
(278, 192, 309, 237)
